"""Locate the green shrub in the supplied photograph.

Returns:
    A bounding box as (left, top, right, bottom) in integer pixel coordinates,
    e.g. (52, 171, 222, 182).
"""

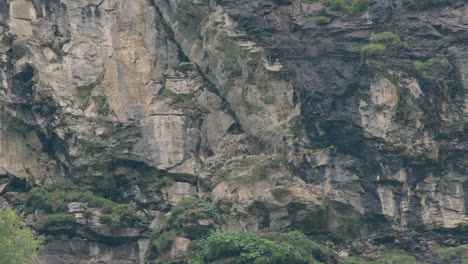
(436, 246, 468, 261)
(316, 16, 330, 25)
(278, 231, 338, 263)
(153, 231, 177, 254)
(162, 88, 176, 97)
(380, 252, 421, 264)
(158, 176, 175, 188)
(412, 0, 435, 10)
(189, 230, 337, 264)
(0, 208, 43, 264)
(25, 184, 145, 230)
(340, 248, 423, 264)
(34, 213, 76, 237)
(360, 32, 408, 59)
(414, 58, 436, 72)
(156, 197, 219, 238)
(340, 256, 379, 264)
(374, 32, 409, 49)
(173, 63, 196, 73)
(147, 198, 220, 262)
(84, 209, 94, 218)
(360, 44, 386, 57)
(100, 214, 121, 228)
(456, 222, 466, 231)
(324, 0, 375, 16)
(301, 0, 316, 3)
(371, 249, 422, 264)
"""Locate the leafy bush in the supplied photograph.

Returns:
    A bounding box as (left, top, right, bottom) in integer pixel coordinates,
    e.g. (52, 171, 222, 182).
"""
(172, 63, 196, 73)
(0, 208, 43, 264)
(316, 16, 330, 25)
(340, 248, 422, 264)
(414, 58, 436, 72)
(374, 32, 409, 49)
(189, 230, 337, 264)
(25, 184, 145, 230)
(84, 209, 94, 218)
(411, 0, 435, 10)
(435, 246, 468, 261)
(301, 0, 316, 3)
(324, 0, 375, 16)
(278, 231, 338, 263)
(156, 197, 219, 238)
(98, 204, 144, 229)
(34, 213, 76, 236)
(147, 198, 220, 262)
(367, 248, 421, 264)
(360, 32, 408, 59)
(378, 250, 421, 264)
(340, 256, 379, 264)
(158, 176, 175, 188)
(360, 44, 386, 57)
(152, 231, 177, 254)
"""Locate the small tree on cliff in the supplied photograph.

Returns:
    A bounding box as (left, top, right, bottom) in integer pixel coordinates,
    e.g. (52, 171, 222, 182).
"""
(0, 207, 43, 264)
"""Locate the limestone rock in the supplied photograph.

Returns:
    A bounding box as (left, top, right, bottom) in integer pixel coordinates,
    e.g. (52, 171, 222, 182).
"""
(165, 182, 198, 206)
(0, 0, 465, 262)
(38, 239, 149, 264)
(169, 237, 191, 259)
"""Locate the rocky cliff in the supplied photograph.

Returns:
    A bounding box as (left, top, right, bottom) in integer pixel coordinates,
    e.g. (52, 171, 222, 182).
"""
(0, 0, 466, 263)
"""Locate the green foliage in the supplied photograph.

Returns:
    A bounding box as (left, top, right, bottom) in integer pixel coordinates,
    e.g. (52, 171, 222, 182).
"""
(411, 0, 435, 10)
(84, 209, 94, 218)
(360, 32, 408, 59)
(147, 198, 220, 262)
(0, 207, 43, 264)
(173, 63, 196, 73)
(456, 222, 467, 232)
(340, 248, 424, 264)
(340, 256, 379, 264)
(189, 230, 337, 264)
(159, 176, 175, 188)
(316, 16, 330, 25)
(374, 32, 409, 49)
(156, 197, 219, 237)
(379, 251, 421, 264)
(414, 58, 436, 72)
(369, 248, 421, 264)
(360, 44, 386, 57)
(34, 213, 76, 237)
(324, 0, 375, 16)
(435, 246, 468, 261)
(162, 88, 177, 97)
(152, 231, 177, 254)
(301, 0, 316, 3)
(188, 231, 291, 264)
(278, 231, 338, 263)
(25, 184, 145, 230)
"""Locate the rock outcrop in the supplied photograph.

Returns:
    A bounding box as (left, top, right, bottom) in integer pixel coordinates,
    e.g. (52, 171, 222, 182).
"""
(0, 0, 466, 263)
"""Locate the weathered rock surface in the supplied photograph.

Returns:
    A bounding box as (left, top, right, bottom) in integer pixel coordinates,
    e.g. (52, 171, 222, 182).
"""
(0, 0, 466, 262)
(38, 239, 149, 264)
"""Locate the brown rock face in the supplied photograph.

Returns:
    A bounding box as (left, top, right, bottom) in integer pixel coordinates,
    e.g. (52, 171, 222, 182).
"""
(0, 0, 466, 263)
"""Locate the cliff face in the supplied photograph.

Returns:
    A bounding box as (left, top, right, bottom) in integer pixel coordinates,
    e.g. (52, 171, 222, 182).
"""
(0, 0, 466, 263)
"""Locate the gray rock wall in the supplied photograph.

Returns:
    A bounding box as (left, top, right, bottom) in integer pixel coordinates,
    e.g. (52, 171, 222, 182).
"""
(0, 0, 466, 262)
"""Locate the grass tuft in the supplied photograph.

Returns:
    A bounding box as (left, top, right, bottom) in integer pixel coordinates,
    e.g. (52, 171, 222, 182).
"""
(360, 44, 386, 57)
(324, 0, 375, 16)
(188, 230, 338, 264)
(316, 16, 330, 25)
(25, 184, 145, 231)
(414, 58, 437, 72)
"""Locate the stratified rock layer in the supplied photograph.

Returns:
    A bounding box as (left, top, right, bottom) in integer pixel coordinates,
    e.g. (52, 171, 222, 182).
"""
(0, 0, 466, 263)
